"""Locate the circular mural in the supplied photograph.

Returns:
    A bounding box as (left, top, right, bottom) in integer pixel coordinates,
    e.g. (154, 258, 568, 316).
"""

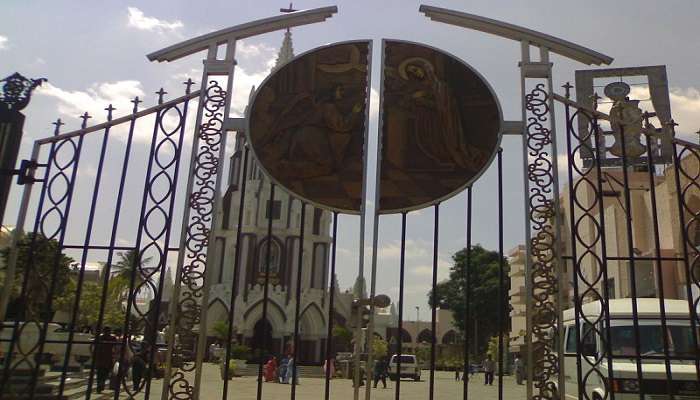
(248, 40, 502, 214)
(247, 41, 371, 213)
(378, 40, 502, 213)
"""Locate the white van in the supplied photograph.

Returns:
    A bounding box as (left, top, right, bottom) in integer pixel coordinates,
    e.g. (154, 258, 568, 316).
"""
(563, 299, 699, 399)
(388, 354, 421, 381)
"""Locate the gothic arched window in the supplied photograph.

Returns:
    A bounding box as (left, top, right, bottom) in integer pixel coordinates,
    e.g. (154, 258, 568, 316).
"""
(258, 239, 282, 275)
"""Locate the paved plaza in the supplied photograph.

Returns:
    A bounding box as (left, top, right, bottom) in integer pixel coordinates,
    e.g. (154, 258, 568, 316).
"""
(112, 364, 527, 400)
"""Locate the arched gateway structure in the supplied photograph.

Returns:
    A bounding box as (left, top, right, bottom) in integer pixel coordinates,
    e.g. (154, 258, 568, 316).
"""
(2, 4, 699, 400)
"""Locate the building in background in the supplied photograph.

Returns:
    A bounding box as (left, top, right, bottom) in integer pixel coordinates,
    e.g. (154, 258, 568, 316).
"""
(206, 28, 336, 364)
(509, 152, 700, 357)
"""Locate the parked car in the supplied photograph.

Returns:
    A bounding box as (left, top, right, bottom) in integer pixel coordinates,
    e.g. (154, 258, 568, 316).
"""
(0, 322, 92, 365)
(387, 354, 421, 381)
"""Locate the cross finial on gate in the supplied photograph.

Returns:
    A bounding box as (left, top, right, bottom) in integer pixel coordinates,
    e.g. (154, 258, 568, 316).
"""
(80, 112, 92, 129)
(562, 82, 573, 99)
(131, 96, 142, 113)
(52, 118, 64, 136)
(156, 88, 168, 104)
(183, 78, 195, 94)
(105, 104, 116, 121)
(280, 3, 297, 32)
(664, 118, 679, 135)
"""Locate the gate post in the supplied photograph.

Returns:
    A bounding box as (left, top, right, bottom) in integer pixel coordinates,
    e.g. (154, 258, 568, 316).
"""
(0, 73, 45, 226)
(518, 44, 565, 399)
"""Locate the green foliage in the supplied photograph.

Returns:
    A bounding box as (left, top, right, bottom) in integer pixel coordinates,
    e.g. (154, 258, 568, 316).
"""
(1, 233, 74, 320)
(332, 325, 353, 351)
(428, 245, 510, 357)
(220, 359, 238, 379)
(486, 334, 509, 359)
(230, 344, 251, 360)
(415, 346, 431, 365)
(212, 320, 232, 342)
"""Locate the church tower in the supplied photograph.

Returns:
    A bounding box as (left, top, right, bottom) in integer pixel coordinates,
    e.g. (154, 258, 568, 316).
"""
(207, 27, 334, 364)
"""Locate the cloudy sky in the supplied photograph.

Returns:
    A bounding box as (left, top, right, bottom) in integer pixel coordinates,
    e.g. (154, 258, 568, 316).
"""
(2, 0, 700, 321)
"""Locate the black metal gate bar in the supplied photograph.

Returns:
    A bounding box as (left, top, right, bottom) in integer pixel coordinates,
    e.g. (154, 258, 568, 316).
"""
(324, 212, 339, 400)
(0, 131, 54, 397)
(462, 186, 472, 400)
(429, 204, 439, 400)
(56, 105, 114, 398)
(255, 182, 276, 400)
(290, 201, 307, 400)
(617, 124, 647, 400)
(496, 149, 504, 400)
(671, 140, 700, 383)
(222, 146, 250, 395)
(643, 128, 674, 398)
(144, 92, 192, 400)
(562, 99, 586, 399)
(29, 118, 86, 400)
(589, 109, 616, 400)
(394, 212, 406, 400)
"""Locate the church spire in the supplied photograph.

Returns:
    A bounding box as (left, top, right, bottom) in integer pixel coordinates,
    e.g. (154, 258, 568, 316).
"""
(273, 29, 295, 70)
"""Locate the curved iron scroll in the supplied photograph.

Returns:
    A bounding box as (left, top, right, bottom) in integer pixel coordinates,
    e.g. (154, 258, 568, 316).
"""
(166, 80, 226, 400)
(525, 83, 559, 400)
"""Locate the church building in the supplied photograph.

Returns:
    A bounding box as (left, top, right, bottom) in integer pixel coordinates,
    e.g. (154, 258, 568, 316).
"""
(206, 28, 336, 364)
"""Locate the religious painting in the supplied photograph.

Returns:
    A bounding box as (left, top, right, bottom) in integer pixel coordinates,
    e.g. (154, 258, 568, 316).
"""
(379, 40, 502, 213)
(248, 41, 371, 213)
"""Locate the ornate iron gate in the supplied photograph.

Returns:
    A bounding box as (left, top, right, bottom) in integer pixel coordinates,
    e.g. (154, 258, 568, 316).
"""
(1, 5, 699, 400)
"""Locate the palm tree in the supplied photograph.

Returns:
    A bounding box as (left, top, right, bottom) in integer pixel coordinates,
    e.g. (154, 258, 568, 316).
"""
(108, 250, 153, 302)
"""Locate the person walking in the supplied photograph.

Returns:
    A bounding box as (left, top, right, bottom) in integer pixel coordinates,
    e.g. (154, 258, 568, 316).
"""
(482, 355, 495, 386)
(131, 347, 147, 391)
(94, 327, 116, 393)
(373, 358, 388, 389)
(513, 354, 524, 385)
(454, 366, 460, 381)
(278, 356, 289, 384)
(286, 356, 298, 385)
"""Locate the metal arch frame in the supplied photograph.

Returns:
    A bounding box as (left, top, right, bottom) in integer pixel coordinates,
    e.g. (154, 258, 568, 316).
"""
(147, 7, 338, 400)
(419, 4, 613, 400)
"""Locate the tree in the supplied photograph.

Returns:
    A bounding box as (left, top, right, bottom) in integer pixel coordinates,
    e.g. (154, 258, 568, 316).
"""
(0, 232, 74, 320)
(332, 325, 353, 352)
(428, 245, 510, 357)
(109, 250, 152, 303)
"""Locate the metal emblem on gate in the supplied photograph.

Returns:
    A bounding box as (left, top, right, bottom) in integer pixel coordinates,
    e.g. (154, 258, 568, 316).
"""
(248, 39, 502, 214)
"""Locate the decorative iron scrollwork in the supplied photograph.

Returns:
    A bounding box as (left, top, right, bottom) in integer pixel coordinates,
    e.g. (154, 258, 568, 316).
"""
(0, 72, 47, 112)
(167, 80, 226, 400)
(525, 83, 559, 399)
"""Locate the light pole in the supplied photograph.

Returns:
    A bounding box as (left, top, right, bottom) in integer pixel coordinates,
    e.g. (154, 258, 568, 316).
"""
(415, 306, 420, 349)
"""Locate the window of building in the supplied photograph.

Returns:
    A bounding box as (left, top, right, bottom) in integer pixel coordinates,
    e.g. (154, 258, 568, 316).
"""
(258, 240, 281, 275)
(266, 200, 282, 220)
(228, 152, 241, 189)
(313, 208, 323, 235)
(216, 237, 226, 284)
(629, 260, 656, 298)
(565, 326, 577, 353)
(606, 278, 616, 299)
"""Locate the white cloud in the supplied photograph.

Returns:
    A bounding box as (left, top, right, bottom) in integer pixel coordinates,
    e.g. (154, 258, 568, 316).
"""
(669, 87, 700, 139)
(36, 80, 157, 142)
(237, 40, 276, 59)
(127, 7, 183, 32)
(38, 80, 144, 118)
(0, 35, 8, 50)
